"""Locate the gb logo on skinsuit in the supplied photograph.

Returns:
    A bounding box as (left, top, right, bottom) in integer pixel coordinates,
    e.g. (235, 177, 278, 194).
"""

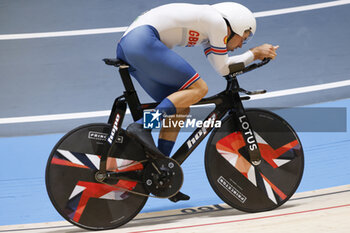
(143, 109, 162, 129)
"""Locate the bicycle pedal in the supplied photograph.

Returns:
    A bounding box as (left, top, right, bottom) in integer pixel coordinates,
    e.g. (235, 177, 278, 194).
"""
(169, 192, 190, 203)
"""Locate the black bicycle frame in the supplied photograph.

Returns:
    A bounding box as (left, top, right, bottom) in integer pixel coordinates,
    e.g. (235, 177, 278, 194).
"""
(170, 75, 262, 165)
(106, 62, 262, 166)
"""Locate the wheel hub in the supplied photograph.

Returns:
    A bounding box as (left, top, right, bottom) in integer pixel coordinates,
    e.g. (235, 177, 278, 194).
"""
(95, 171, 106, 182)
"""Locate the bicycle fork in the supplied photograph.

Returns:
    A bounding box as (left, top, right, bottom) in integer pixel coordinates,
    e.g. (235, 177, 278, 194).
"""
(230, 78, 262, 166)
(236, 111, 261, 165)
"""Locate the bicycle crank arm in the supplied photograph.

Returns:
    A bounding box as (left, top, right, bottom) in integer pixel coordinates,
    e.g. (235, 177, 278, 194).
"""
(98, 178, 178, 199)
(95, 170, 170, 198)
(106, 170, 144, 182)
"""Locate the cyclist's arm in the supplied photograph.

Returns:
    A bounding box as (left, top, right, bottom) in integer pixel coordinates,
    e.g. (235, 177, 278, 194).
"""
(203, 43, 255, 76)
(203, 15, 254, 76)
(203, 41, 229, 76)
(227, 50, 254, 66)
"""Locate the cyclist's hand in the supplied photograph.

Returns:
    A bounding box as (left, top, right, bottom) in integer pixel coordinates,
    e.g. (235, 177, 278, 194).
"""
(250, 44, 279, 61)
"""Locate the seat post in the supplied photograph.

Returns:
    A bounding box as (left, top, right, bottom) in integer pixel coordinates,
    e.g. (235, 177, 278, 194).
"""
(118, 66, 143, 121)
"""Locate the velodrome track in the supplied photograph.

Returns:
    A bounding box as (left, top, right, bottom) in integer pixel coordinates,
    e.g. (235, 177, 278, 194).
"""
(1, 0, 350, 232)
(1, 185, 349, 232)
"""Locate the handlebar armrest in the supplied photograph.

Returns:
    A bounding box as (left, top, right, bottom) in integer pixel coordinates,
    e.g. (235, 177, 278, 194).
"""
(228, 62, 245, 74)
(226, 58, 271, 77)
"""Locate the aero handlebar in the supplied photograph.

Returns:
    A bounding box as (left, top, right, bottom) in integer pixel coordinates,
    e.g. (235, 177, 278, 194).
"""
(227, 58, 271, 78)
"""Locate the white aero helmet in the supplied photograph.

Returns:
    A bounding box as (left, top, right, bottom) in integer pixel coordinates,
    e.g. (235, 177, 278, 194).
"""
(212, 2, 256, 38)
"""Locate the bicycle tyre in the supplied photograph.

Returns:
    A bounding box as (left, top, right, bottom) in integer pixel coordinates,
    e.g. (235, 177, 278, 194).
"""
(45, 123, 148, 230)
(205, 109, 304, 212)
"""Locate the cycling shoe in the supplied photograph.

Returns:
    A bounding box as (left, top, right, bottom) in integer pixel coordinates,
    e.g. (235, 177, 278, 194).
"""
(126, 123, 164, 158)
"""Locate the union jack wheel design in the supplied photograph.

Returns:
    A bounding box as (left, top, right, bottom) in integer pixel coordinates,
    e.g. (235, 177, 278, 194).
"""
(205, 109, 304, 212)
(45, 123, 148, 230)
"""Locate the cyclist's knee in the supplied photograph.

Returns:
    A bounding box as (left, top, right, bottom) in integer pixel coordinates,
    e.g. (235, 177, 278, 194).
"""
(178, 107, 190, 116)
(199, 82, 208, 97)
(190, 79, 208, 98)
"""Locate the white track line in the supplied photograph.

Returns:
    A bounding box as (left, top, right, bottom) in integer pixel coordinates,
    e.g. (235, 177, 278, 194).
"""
(1, 80, 350, 125)
(249, 79, 350, 100)
(0, 27, 128, 40)
(0, 0, 349, 40)
(253, 0, 350, 18)
(0, 110, 112, 124)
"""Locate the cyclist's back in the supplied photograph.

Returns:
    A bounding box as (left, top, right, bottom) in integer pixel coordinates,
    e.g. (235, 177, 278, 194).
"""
(123, 3, 244, 76)
(124, 3, 225, 48)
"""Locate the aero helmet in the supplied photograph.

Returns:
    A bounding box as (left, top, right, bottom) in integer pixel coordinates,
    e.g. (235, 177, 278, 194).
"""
(212, 2, 256, 38)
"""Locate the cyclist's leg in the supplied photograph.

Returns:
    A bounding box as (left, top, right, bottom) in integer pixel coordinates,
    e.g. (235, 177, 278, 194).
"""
(117, 25, 206, 202)
(167, 79, 208, 112)
(117, 25, 208, 150)
(127, 69, 207, 156)
(159, 107, 190, 141)
(117, 25, 207, 104)
(157, 79, 208, 156)
(158, 107, 190, 156)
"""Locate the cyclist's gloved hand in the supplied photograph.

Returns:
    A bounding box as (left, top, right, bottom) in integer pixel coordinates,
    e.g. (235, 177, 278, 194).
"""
(250, 44, 279, 61)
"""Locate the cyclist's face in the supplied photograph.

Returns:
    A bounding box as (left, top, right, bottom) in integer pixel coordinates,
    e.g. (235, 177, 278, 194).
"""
(226, 31, 250, 51)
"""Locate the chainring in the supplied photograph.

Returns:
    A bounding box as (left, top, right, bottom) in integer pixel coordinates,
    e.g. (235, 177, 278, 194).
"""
(143, 158, 183, 198)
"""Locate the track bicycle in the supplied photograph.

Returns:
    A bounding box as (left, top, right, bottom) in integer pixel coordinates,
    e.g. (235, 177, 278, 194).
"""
(45, 58, 304, 230)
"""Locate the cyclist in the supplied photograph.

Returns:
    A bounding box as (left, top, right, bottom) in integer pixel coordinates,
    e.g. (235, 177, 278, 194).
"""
(116, 2, 278, 202)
